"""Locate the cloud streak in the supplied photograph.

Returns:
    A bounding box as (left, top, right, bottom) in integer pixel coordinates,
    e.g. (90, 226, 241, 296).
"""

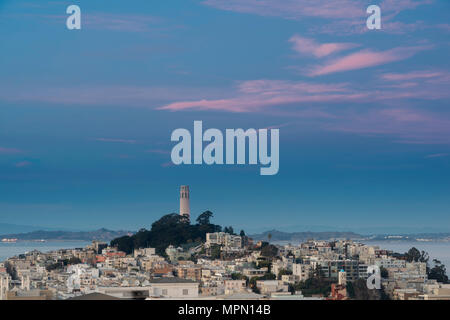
(14, 160, 32, 168)
(94, 138, 137, 144)
(202, 0, 434, 34)
(308, 46, 429, 76)
(289, 35, 357, 58)
(157, 80, 365, 113)
(0, 147, 22, 154)
(381, 70, 445, 81)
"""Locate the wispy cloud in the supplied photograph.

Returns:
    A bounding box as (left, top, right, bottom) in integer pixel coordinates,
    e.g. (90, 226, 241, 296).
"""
(425, 153, 448, 158)
(0, 147, 22, 154)
(94, 138, 137, 144)
(202, 0, 434, 34)
(202, 0, 366, 20)
(37, 12, 164, 33)
(83, 13, 161, 32)
(0, 85, 224, 107)
(157, 80, 364, 113)
(145, 149, 170, 155)
(14, 160, 32, 168)
(381, 70, 444, 81)
(289, 35, 357, 58)
(308, 46, 429, 76)
(327, 108, 450, 145)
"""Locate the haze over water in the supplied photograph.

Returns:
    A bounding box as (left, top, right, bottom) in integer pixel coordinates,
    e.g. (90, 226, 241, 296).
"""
(0, 241, 91, 262)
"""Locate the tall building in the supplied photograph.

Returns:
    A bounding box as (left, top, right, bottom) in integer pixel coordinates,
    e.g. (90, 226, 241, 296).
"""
(179, 185, 190, 219)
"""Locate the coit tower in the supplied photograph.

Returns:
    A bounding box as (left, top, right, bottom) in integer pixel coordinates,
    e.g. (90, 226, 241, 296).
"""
(179, 185, 190, 218)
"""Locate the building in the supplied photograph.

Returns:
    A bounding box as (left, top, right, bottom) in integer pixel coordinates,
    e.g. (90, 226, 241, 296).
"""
(180, 185, 190, 219)
(205, 232, 242, 249)
(224, 280, 247, 294)
(175, 264, 202, 281)
(148, 278, 199, 299)
(293, 263, 313, 281)
(255, 280, 288, 295)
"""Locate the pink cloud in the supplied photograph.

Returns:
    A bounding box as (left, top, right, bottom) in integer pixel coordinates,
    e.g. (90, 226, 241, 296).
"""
(289, 35, 357, 58)
(202, 0, 366, 20)
(40, 13, 163, 33)
(309, 46, 428, 76)
(0, 85, 225, 107)
(14, 161, 32, 168)
(203, 0, 434, 34)
(161, 161, 175, 168)
(157, 80, 366, 113)
(0, 147, 22, 154)
(327, 108, 450, 145)
(95, 138, 137, 144)
(146, 149, 170, 155)
(425, 153, 448, 158)
(381, 70, 444, 81)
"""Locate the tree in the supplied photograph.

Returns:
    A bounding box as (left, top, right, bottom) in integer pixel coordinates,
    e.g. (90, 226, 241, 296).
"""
(210, 244, 221, 260)
(428, 259, 449, 283)
(239, 230, 246, 237)
(380, 266, 389, 279)
(224, 226, 234, 235)
(293, 277, 331, 297)
(267, 233, 272, 242)
(261, 244, 278, 258)
(277, 268, 292, 280)
(346, 279, 389, 300)
(231, 273, 248, 281)
(405, 247, 429, 263)
(196, 211, 213, 225)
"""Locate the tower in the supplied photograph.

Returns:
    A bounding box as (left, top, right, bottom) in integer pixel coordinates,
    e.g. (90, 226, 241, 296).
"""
(179, 185, 190, 219)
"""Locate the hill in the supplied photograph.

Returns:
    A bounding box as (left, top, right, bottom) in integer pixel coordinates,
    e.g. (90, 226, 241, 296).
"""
(111, 211, 225, 255)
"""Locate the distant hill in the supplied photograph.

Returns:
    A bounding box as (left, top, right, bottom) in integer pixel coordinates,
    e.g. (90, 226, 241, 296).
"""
(0, 228, 132, 241)
(0, 223, 76, 235)
(249, 229, 364, 242)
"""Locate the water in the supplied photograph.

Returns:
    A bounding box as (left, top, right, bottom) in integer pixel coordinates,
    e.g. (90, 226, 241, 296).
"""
(0, 241, 91, 262)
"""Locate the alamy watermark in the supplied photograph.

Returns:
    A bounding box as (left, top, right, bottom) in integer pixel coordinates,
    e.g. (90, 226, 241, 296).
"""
(366, 265, 381, 289)
(170, 121, 279, 175)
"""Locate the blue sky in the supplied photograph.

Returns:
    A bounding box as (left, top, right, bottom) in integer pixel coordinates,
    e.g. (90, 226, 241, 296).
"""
(0, 0, 449, 233)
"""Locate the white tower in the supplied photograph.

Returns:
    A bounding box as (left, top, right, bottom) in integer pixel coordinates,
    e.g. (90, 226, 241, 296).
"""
(179, 185, 190, 219)
(338, 269, 347, 286)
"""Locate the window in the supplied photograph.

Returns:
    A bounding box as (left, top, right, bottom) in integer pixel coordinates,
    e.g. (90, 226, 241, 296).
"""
(162, 289, 168, 296)
(182, 289, 189, 296)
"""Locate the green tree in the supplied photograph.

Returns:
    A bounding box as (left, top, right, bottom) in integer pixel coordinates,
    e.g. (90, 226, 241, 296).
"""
(428, 259, 449, 283)
(405, 247, 429, 263)
(210, 244, 221, 260)
(277, 268, 292, 280)
(380, 266, 389, 279)
(231, 273, 248, 281)
(261, 244, 278, 258)
(196, 211, 213, 225)
(224, 226, 235, 235)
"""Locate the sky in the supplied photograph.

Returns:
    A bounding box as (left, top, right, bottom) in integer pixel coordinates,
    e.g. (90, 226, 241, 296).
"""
(0, 0, 449, 234)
